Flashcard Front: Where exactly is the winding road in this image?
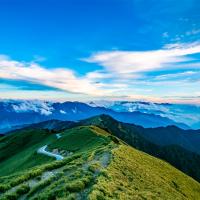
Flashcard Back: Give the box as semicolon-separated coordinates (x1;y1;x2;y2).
37;145;64;160
37;133;64;160
56;133;61;139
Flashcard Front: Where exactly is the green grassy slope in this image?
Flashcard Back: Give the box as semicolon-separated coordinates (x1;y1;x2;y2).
80;114;200;182
0;128;57;176
0;128;52;161
0;124;200;199
89;145;200;200
48;126;110;153
0;126;114;200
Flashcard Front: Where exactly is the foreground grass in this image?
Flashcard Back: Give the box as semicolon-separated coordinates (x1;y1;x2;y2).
89;145;200;200
0;126;114;200
1;125;200;200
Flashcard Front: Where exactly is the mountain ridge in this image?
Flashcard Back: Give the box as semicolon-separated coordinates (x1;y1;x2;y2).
0;122;200;199
0;100;190;134
87;100;200;129
4;114;200;183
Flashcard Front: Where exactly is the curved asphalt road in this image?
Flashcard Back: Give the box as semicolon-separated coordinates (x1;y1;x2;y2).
37;134;64;160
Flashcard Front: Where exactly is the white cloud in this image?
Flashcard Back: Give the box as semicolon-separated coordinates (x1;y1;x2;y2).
186;29;200;36
1;42;200;104
83;42;200;73
12;100;53;115
153;70;199;81
85;70;140;81
60;110;66;114
33;55;46;62
86;71;113;80
162;32;169;38
0;56;113;96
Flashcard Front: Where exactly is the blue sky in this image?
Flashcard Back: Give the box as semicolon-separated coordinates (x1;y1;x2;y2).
0;0;200;103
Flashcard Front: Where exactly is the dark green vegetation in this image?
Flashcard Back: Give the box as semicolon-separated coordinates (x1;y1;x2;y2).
0;115;200;199
0;128;55;176
48;126;110;153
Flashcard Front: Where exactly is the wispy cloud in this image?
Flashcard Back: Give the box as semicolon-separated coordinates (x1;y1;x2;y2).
0;56;112;96
83;42;200;74
162;32;169;38
152;70;200;82
1;42;200;103
186;29;200;36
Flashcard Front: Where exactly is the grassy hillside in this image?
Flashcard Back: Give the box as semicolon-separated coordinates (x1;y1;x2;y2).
80;114;200;182
0;128;56;176
0;123;200;199
89;145;200;200
0;126;115;200
48;126;111;153
0;126;111;177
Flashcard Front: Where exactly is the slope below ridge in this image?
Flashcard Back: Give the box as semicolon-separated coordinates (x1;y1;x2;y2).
0;128;57;176
89;144;200;200
80;114;200;154
1;114;200;183
140;125;200;154
0;124;200;199
78;114;200;182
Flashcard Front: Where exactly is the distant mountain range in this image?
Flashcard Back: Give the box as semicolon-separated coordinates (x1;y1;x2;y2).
0;100;191;133
88;100;200;129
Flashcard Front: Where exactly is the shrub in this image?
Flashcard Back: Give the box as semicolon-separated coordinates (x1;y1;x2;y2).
100;169;109;178
27;176;57;197
2;193;18;200
89;190;105;200
16;184;30;195
10;169;43;187
65;180;85;192
35;176;41;181
81;174;93;185
88;162;101;173
70;169;83;179
65;193;76;200
0;184;10;192
62;165;75;172
108;135;120;144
